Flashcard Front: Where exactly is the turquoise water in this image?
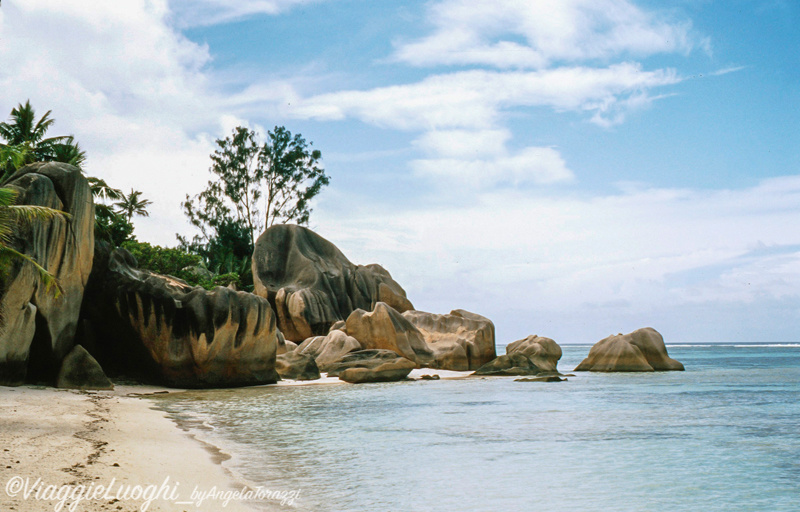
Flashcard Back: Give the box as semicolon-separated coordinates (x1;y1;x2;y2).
154;345;800;512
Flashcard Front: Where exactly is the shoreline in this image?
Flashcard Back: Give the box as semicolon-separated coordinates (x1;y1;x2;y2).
0;384;270;512
0;370;473;511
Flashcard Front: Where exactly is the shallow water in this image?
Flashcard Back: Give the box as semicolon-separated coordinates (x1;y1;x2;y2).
153;345;800;512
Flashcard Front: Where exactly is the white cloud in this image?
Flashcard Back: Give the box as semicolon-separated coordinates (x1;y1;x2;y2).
315;175;800;342
0;0;225;245
168;0;330;27
411;130;574;187
288;63;680;129
414;129;511;158
395;0;697;69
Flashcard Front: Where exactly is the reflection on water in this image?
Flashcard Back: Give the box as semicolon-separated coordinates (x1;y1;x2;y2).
152;345;800;512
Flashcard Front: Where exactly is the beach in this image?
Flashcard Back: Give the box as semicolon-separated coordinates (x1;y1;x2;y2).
0;385;261;512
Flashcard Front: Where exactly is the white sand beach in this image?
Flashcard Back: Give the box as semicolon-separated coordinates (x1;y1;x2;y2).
0;385;271;512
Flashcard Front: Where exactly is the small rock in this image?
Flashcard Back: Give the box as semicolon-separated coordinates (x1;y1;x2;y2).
56;345;113;391
514;376;567;382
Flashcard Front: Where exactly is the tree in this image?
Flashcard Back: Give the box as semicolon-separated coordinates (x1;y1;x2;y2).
0;100;72;161
181;125;329;252
0;187;67;298
0;100;86;180
114;189;152;221
260;126;327;228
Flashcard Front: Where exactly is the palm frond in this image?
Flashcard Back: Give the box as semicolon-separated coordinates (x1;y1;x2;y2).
87;176;124;200
0;246;62;298
0;187;17;207
7;204;70;224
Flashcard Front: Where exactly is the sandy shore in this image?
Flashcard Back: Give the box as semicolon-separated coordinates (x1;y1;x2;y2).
0;385;271;512
0;369;471;511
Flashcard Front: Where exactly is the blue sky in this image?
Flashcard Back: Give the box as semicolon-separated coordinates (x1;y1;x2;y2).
1;0;799;343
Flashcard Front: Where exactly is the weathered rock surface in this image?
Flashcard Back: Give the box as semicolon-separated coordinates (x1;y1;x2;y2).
325;349;416;383
296;329;362;372
56;344;113;390
506;335;562;372
402;309;496;371
82;245;279;388
345;302;434;367
324;349;405;377
252;224;413;341
275;351;320;381
574;327;684;372
0;162;94;385
472;353;555;376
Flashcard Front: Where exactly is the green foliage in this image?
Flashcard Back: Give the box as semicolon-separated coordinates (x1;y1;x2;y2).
181;125;329;258
95;204;135;247
121;241;200;277
121;240;251;290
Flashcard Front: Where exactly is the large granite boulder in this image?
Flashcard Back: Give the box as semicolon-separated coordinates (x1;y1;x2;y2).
275;351;320;381
56;344;113;390
252;224;413;341
506;335;561;372
402;309;496;371
323;349;415;383
472;353;554;376
296;329;362;372
345;302;434;367
0;162;94;386
81;245;279;388
574;327;684;372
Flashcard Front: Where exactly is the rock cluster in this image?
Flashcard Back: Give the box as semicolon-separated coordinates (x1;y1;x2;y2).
0;168;684;389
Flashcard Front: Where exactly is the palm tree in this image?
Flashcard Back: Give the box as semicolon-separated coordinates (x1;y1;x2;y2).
0;101;87;181
0;187;68;297
49;136;87;169
0;100;72;162
114;189;152;221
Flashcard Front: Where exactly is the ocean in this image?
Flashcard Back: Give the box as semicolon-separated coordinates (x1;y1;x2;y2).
152;344;800;512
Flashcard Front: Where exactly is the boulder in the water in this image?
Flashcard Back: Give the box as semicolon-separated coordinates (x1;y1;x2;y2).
574;328;684;372
402;309;496;371
506;335;561;372
472;353;556;376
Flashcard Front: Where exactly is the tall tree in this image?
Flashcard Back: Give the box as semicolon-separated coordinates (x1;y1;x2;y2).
114;189;152;221
182;125;329;251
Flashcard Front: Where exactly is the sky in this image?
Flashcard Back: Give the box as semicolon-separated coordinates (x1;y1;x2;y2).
1;0;799;344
